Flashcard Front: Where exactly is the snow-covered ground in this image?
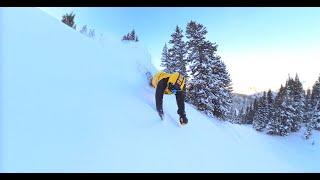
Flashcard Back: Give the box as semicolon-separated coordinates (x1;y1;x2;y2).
1;7;319;172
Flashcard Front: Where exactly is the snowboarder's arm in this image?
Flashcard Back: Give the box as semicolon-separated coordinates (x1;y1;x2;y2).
155;78;167;114
175;90;186;116
175;85;188;124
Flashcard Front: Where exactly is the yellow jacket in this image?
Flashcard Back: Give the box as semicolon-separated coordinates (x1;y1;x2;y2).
152;71;186;95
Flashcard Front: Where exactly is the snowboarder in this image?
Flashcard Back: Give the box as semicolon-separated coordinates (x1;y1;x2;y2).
150;71;188;125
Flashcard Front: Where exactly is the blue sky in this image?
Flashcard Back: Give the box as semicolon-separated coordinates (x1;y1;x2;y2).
39;7;320;94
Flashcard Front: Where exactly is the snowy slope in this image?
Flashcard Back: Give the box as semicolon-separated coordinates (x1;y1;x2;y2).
1;7;320;172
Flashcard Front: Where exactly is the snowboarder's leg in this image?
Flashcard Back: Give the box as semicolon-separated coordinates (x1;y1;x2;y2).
158;109;164;120
175;91;188;125
155;79;167;121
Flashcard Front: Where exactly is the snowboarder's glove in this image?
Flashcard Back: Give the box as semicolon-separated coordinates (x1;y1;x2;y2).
179;114;188;125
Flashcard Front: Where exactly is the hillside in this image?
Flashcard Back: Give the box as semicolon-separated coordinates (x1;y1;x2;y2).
1;7;319;172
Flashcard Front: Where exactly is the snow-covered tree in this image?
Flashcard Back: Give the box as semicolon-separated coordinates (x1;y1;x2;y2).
80;25;88;35
168;26;187;77
243;99;258;124
311;76;320;111
61;12;76;30
305;76;320;138
267;85;286;135
88;29;95;39
265;89;276;134
242;106;250;124
253;92;268;131
304;89;312;123
274;85;286;107
185;21;232;119
244;104;253;124
305;101;320;139
160;43;172;73
209;56;233;119
310;76;320;130
289;74;305;132
266;89;275;120
232;107;244;124
129;29;136;40
122;29;139;42
278;78;297;135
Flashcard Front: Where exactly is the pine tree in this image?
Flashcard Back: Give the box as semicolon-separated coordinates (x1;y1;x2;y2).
168;26;188;77
247;104;254;124
88;29;95;39
290;74;305;132
303;88;312;138
305;76;320;139
251;99;259;121
185;21;232;119
185;21;212;113
243;105;251;124
305;99;320;139
310;76;320;130
209;56;233;119
279;78;296;135
122;29;138;42
311;76;320;110
130;30;136;40
266;89;274;120
244;99;258;124
160;43;172;73
267;85;286;135
80;25;88;35
253;92;268;131
62;12;76;30
274;85;286;106
238;107;245;124
265;89;276;134
304;89;312;123
186;41;215;114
